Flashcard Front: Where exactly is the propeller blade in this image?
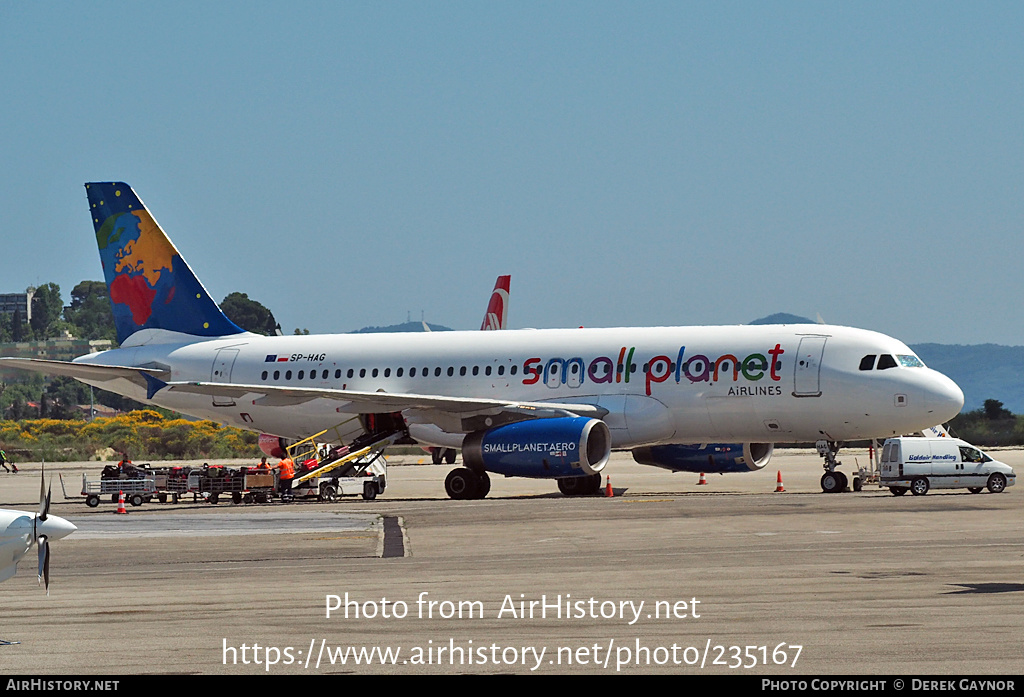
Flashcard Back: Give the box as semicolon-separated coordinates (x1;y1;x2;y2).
37;535;49;594
38;465;49;521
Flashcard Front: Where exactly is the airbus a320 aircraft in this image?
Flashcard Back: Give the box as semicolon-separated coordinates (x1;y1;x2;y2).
1;183;964;499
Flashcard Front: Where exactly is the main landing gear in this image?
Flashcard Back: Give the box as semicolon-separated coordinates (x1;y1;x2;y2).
557;473;603;496
816;440;853;493
444;467;491;500
432;448;458;465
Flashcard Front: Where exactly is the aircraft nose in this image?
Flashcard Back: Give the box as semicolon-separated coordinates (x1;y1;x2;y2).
925;371;964;422
39;515;76;542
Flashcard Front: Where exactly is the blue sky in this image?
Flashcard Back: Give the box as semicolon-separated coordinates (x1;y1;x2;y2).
2;2;1022;344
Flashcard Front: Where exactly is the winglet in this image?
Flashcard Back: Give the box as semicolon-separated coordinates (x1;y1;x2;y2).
86;182;244;344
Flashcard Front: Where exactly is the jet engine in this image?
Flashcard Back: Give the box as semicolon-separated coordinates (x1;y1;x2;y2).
631;442;773;473
258;434;291;459
462;417;611;479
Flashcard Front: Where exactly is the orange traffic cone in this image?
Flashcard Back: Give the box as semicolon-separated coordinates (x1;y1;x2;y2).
116;490;129;514
697;472;708;485
775;470;785;492
604;475;613;497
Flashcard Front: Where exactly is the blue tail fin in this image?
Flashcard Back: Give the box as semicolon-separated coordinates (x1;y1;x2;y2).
86;182;244;345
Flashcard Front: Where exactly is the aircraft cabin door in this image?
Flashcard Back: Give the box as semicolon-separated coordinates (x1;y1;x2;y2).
793;336;827;397
211;348;240;407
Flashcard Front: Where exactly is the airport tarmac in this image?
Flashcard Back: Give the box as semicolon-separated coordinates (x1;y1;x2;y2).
0;447;1022;675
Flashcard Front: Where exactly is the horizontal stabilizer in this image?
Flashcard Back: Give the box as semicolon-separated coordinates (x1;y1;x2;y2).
0;358;169;388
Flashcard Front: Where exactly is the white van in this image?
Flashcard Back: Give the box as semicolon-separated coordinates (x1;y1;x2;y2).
880;437;1015;496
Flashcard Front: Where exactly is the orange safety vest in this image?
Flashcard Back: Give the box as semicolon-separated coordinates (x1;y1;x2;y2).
278;458;295;480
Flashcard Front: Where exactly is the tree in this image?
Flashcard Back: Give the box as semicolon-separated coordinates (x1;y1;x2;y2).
29;283;64;339
11;308;24;342
220;292;279;336
983;399;1013;421
44;376;91;420
64;280;117;342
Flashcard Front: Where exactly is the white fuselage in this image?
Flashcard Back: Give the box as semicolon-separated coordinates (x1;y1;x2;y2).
73;324;964;449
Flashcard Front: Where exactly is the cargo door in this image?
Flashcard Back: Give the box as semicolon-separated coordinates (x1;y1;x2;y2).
793;336;827;397
211;348;240;407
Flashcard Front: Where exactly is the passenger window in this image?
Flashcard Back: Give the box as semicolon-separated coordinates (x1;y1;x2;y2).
877;355;897;370
497;366;505;376
285;370;293;380
335;370;341;379
511;365;518;375
359;369;366;378
298;370;304;379
397;368;403;377
472;366;479;376
273;370;280;380
435;367;441;377
384;368;391;377
261;371;268;380
859;355;876;371
372;368;379;378
460;366;467;376
447;367;454;377
485;366;492;376
410;367;416;377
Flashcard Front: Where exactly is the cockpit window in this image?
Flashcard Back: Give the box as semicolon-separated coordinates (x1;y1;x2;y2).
876;354;898;370
897;354;925;368
859;355;876;371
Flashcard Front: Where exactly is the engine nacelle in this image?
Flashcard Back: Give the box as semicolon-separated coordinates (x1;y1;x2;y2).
258;434;291;459
462;417;611;479
631;443;773;473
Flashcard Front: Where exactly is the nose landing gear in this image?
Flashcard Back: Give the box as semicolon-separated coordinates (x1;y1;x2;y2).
817;440;848;493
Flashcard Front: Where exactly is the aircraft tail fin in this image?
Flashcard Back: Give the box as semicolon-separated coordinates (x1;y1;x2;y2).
85;182;244;345
480;275;510;331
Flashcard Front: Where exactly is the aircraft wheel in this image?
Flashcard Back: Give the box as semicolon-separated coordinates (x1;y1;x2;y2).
431;449;443;465
444;448;457;464
445;468;478;500
987;473;1007;494
585;473;603;495
836;471;848;491
557;477;589;496
889;487;907;496
472;471;491;499
910;477;930;496
820;472;842;493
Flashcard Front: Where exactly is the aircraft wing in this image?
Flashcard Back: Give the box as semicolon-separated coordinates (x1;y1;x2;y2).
161;381;607;420
0;357;169;386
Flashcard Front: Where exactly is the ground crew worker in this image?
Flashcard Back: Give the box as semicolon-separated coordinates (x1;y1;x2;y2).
277;456;295;496
256;456;270;471
0;449;16;473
